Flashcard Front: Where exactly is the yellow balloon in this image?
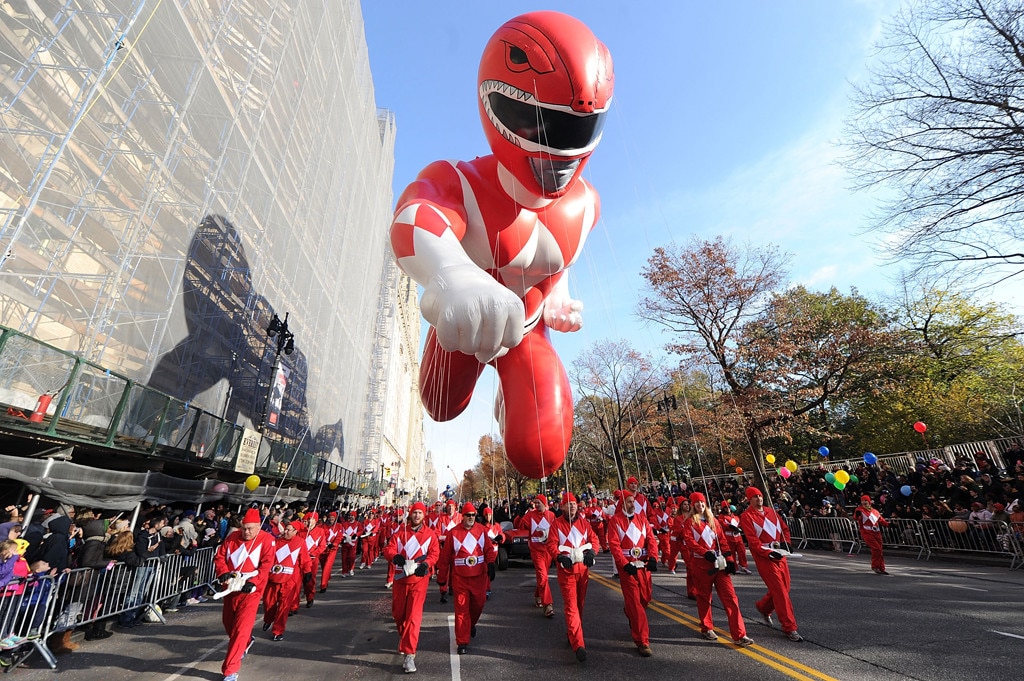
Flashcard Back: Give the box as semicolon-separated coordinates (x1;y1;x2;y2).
785;460;798;473
244;475;261;491
765;454;776;465
328;481;338;490
835;470;850;484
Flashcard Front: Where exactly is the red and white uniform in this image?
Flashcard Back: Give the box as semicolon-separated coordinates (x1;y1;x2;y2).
587;505;607;552
319;515;342;590
516;508;556;607
384;522;440;655
719;508;749;570
262;530;311;636
359;516;380;568
437;523;496;646
682;515;747;640
338;515;360;576
546;513;594;653
740;505;798;634
651;505;671;564
299;518;326;606
607;509;659;648
854;505;890;572
214;529;274;678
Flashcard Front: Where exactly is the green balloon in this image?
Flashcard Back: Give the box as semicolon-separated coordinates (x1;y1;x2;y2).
849;474;859;484
824;472;835;483
834;481;846;490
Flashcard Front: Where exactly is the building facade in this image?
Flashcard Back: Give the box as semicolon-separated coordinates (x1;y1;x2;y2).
0;0;422;482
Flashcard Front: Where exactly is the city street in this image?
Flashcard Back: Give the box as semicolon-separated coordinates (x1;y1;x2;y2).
11;549;1023;680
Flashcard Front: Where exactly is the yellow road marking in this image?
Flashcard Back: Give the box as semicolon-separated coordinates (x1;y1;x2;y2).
590;572;840;681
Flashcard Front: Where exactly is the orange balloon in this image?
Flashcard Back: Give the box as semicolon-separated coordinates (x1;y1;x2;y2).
734;466;743;474
728;458;737;467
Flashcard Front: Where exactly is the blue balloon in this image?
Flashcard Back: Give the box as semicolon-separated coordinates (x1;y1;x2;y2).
900;485;912;496
818;446;829;457
864;452;878;465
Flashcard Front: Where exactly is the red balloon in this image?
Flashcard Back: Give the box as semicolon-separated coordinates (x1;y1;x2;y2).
913;421;927;433
390;12;613;481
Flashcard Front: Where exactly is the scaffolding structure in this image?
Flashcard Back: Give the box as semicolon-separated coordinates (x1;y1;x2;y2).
0;0;399;472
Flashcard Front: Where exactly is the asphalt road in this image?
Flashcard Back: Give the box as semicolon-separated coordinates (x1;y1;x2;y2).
10;548;1024;680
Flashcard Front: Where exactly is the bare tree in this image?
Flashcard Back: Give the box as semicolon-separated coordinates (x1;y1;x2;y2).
844;0;1024;283
569;339;667;489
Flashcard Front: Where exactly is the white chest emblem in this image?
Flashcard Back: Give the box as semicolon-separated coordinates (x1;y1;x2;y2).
229;543;260;570
275;544;299;563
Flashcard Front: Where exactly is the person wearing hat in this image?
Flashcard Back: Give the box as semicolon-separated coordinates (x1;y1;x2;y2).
585;500;607;553
607;488;659;657
436;500;462;603
339;511;361;578
383;508;404;589
476;505;503;597
718;502;751;575
683;493;753;646
650;498;671;567
297;512;325;609
853;495;890;575
384;501;440;674
359;509;380;570
437;503;496;655
318;512;341;593
262;520;312;640
514;494;556;617
739;487;802;642
546;493;596;662
214;507;274;681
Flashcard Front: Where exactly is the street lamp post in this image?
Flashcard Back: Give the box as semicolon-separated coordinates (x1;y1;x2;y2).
258;312;294;434
656;392;682;485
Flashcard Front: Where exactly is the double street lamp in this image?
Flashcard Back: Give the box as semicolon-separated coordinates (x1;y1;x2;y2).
258;312;294;433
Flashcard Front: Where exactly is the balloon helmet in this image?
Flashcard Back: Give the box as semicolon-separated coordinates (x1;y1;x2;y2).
478;11;614;198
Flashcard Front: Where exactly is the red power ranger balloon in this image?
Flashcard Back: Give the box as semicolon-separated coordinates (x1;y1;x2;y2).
390;11;613;479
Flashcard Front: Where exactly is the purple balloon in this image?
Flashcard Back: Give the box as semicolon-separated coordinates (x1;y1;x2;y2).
212;482;230;494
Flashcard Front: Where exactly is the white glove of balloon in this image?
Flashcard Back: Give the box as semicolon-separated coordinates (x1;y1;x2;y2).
543;296;583;333
420;263;526;363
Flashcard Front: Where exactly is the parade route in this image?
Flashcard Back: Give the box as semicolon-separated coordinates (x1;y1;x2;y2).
6;548;1022;680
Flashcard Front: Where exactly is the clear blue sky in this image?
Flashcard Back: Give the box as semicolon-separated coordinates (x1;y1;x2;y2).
361;1;1022;484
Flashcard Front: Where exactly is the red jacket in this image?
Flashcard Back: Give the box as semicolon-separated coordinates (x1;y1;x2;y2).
437;523;496;584
607;510;658;571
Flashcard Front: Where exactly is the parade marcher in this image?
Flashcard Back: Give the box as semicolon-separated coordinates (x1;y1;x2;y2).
854;495;890;575
739;487;802;642
437;503;496;655
719;502;752;574
261;520;311;641
214;507;274;681
437;500;462;603
651;499;671;566
546;493;596;663
319;512;341;592
515;494;556;618
587;501;607;552
478;505;504;598
384;501;440;674
358;510;379;570
607;489;658;657
682;493;753;646
298;512;325;609
666;503;683;574
339;510;360;577
383;508;404;589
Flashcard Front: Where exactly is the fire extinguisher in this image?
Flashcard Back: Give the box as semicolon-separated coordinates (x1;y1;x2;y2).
29;393;53;423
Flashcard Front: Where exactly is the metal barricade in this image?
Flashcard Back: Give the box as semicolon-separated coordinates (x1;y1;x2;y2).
797;517;860;554
878;518;929;560
920;519;1023;569
146;548;217;619
0;573;62;671
783;516;806;545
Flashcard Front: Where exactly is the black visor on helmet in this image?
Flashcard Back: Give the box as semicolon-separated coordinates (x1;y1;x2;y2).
487;91;605;152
